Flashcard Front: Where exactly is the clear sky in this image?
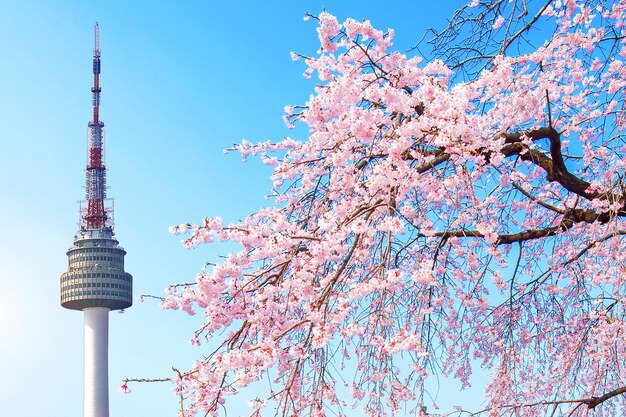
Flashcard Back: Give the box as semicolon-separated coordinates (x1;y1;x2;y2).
0;1;472;416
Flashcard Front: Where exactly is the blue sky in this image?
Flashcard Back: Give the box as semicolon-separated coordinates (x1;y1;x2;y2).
0;1;472;416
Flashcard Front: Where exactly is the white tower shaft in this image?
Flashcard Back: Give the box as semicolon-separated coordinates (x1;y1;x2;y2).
84;307;110;417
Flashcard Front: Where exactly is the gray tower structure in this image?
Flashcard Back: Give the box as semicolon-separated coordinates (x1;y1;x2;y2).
60;229;132;311
60;23;132;417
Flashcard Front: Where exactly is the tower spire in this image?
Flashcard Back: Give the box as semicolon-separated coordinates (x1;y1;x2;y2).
85;22;107;230
92;22;101;124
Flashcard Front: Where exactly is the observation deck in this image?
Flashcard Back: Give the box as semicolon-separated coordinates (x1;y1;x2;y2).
60;229;132;311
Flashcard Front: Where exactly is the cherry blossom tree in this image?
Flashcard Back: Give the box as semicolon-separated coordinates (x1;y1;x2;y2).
128;1;626;416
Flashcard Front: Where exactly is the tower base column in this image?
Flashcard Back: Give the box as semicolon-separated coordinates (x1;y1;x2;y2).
84;307;110;417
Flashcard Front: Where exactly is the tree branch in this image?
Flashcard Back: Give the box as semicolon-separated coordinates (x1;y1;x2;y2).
499;0;555;54
583;385;626;409
468;385;626;415
427;206;617;245
409;126;613;206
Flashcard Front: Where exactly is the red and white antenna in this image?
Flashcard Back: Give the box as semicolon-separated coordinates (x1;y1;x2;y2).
84;22;108;230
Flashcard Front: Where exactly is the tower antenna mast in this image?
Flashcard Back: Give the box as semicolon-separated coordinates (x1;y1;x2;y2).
85;22;106;230
93;22;101;123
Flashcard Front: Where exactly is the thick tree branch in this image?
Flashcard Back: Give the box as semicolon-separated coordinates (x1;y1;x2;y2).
468;385;626;415
415;127;616;204
427;207;616;245
502;127;599;197
583;385;626;409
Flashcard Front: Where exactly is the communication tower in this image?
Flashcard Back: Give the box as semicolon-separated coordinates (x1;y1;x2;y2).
60;23;133;417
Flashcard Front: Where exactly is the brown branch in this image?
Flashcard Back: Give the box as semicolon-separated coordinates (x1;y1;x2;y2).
314;232;361;308
583;385;626;409
172;367;186;415
468;385;626;415
502;127;601;200
426;207;615;245
139;294;165;301
414;149;450;173
123;377;172;383
499;0;555;54
562;230;626;266
409;127;605;204
492;165;564;214
545;89;553;128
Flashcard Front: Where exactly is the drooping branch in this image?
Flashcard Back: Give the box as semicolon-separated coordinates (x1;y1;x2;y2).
562;230;626;265
499;0;555;55
423;0;557;78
